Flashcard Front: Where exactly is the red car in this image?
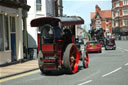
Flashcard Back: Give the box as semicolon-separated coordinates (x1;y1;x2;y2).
86;41;102;53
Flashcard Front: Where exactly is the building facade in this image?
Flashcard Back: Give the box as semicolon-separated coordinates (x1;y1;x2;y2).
0;0;30;64
90;5;112;37
112;0;128;40
27;0;63;58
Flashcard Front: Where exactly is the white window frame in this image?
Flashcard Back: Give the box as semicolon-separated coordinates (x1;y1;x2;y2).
96;19;101;29
106;20;109;24
123;7;128;16
115;9;120;17
36;0;42;12
123;0;128;5
115;21;119;27
0;13;11;51
115;1;120;7
123;19;128;26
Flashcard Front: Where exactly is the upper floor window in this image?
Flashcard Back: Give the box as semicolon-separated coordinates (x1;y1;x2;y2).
106;19;109;24
36;0;42;11
123;7;128;16
96;19;101;29
115;21;119;27
123;19;128;26
96;19;101;24
115;1;120;7
115;9;120;17
123;0;128;5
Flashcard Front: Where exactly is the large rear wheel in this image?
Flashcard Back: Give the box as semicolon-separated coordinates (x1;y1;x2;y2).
82;51;89;68
63;44;79;74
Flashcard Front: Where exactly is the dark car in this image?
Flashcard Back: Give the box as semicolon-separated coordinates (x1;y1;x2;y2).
105;38;116;50
86;41;102;53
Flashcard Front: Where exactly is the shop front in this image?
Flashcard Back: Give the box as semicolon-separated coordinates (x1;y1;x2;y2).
0;6;23;65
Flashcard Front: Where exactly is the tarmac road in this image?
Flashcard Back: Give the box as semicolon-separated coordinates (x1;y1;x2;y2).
1;41;128;85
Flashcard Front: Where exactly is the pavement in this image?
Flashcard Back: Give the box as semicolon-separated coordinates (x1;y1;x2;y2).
0;60;38;79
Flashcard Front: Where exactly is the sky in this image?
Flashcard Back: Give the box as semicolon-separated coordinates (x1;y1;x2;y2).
63;0;112;30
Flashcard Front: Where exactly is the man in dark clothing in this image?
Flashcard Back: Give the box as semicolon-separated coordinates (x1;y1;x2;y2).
54;26;62;39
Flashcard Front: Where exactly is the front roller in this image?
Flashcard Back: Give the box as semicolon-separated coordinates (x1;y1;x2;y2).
63;44;79;74
38;51;50;74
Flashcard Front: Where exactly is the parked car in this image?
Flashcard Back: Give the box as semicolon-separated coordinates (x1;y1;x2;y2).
86;41;102;53
105;38;116;50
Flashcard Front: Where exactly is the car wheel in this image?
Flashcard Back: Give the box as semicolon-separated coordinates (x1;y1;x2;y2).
105;47;107;50
99;50;102;53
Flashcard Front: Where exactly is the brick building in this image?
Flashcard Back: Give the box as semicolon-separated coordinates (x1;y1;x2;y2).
90;5;112;37
112;0;128;40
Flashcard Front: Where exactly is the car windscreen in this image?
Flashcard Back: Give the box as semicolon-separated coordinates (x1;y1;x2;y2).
89;42;98;45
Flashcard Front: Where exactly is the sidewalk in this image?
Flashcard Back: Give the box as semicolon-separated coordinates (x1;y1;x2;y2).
0;60;38;79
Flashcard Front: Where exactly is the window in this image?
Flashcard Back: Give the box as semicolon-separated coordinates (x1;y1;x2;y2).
123;8;128;16
96;19;101;29
36;0;42;11
123;19;128;26
115;1;120;7
96;19;101;24
115;21;119;27
10;16;16;32
0;14;4;51
0;14;10;51
106;26;109;31
106;20;109;24
4;16;9;50
123;0;128;5
115;10;120;17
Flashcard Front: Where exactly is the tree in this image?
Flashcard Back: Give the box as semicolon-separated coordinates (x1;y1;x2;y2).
81;25;90;40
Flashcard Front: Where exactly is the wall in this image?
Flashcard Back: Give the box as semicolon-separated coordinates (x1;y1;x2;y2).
27;0;56;48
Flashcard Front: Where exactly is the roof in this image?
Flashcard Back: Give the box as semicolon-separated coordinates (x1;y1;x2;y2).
31;17;84;27
91;10;112;20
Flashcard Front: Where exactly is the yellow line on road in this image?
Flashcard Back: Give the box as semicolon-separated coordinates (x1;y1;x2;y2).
0;70;40;83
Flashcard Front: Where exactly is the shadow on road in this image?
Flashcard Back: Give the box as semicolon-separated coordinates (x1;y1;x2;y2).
40;65;86;76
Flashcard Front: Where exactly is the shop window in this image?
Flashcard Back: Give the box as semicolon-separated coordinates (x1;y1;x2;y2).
36;0;42;11
4;16;9;50
0;14;11;51
0;14;4;51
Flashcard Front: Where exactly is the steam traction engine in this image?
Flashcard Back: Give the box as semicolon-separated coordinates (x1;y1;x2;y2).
31;17;89;74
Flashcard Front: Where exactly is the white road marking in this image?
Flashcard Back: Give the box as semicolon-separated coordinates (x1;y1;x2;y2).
125;63;128;66
118;47;128;52
79;70;101;82
78;80;93;85
102;67;122;77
